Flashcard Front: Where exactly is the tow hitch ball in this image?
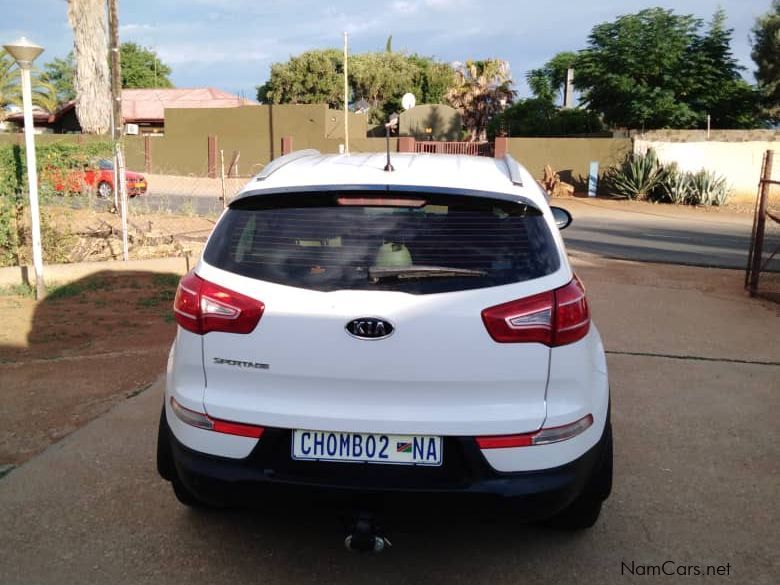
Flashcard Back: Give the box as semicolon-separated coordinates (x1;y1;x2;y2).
344;512;391;553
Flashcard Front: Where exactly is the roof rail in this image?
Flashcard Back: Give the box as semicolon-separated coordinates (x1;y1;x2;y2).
502;154;523;187
255;149;321;181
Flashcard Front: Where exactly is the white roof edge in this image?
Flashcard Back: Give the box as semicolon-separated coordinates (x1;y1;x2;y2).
255;149;322;181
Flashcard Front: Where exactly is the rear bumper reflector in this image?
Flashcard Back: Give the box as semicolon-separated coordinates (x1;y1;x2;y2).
170;397;264;439
476;414;593;449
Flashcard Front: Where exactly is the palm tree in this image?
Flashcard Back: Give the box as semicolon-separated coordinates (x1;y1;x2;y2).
0;49;21;121
446;59;516;142
67;0;111;134
31;76;61;114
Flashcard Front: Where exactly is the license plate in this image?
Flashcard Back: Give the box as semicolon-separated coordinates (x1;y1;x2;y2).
292;430;442;466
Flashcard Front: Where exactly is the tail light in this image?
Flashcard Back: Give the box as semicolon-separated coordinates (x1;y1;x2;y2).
481;277;589;347
476;414;593;449
170;397;264;439
173;272;264;335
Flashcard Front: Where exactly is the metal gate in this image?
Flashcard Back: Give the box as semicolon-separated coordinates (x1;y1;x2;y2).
415;141;493;156
746;150;780;300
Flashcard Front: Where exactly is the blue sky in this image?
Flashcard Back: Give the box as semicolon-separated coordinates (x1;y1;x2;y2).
2;0;773;100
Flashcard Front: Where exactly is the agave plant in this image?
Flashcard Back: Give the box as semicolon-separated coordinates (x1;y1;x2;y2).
661;164;692;205
606;149;666;200
688;170;731;206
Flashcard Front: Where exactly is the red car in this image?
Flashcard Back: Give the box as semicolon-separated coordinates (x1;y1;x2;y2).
52;159;148;198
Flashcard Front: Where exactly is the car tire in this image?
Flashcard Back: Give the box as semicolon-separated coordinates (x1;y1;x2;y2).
543;414;613;530
97;181;113;199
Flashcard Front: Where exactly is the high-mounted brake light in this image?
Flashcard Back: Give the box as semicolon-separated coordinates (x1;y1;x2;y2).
173;272;264;335
481;277;590;346
170;398;264;439
476;414;593;449
337;196;426;207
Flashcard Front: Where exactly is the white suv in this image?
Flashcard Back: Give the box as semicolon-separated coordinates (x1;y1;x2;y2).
157;150;612;532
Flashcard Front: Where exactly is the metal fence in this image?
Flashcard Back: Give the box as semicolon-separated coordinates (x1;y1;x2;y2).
415;141;493;156
745;150;780;301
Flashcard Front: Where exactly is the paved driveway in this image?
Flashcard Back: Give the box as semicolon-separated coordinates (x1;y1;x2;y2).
1;256;778;585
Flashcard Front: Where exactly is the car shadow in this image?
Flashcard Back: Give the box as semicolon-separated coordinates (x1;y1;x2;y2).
0;270;181;466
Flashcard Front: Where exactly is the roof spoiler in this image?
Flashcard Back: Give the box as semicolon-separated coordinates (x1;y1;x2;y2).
254;149;321;182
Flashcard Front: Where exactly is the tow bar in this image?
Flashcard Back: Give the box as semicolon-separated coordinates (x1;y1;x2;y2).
343;510;392;553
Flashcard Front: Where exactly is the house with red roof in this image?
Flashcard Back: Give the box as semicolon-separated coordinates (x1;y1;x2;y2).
4;88;254;134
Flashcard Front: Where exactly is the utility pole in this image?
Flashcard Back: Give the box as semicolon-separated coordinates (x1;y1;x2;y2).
108;0;122;141
343;32;349;155
563;67;575;109
108;0;129;260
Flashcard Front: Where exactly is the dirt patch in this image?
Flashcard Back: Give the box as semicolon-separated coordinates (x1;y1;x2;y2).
0;271;178;465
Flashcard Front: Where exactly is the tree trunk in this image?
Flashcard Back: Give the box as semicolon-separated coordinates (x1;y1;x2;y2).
68;0;111;134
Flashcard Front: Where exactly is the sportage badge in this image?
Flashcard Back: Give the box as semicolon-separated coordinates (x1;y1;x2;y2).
346;318;394;340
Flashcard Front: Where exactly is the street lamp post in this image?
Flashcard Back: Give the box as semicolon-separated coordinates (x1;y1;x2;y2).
3;37;45;299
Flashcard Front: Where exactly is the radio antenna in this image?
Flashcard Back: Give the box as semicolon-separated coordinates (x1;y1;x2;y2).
384;113;399;172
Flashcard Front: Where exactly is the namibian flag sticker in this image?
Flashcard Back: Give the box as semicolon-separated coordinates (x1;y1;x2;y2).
396;441;413;453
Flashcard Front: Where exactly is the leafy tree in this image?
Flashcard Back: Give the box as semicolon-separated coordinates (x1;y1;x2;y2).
257;49;455;124
409;55;455;105
350;52;421;122
257;49;343;107
120;42;173;88
752;0;780;122
574;8;758;129
488;97;604;138
526;51;577;104
687;9;760;127
42;53;76;103
446;59;515;141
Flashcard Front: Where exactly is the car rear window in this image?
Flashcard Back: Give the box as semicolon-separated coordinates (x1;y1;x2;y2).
204;191;560;294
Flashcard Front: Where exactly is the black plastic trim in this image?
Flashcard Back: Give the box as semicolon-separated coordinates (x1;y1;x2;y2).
161;410;608;517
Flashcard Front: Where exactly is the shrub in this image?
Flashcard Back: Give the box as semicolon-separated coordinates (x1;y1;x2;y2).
605;149;666;200
0;140;110;267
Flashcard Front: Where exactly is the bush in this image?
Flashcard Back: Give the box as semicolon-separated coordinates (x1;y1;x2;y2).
0;140;111;267
487;98;606;138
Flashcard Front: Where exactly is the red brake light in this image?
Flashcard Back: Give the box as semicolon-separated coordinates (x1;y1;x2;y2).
481;277;590;347
337;196;426;207
554;277;590;345
173;272;264;335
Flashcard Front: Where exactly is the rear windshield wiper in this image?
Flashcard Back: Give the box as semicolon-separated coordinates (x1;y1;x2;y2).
368;265;486;282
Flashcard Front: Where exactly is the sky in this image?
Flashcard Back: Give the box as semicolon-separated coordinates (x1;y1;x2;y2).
1;0;773;101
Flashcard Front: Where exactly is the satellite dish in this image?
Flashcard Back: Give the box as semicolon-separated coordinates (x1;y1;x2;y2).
401;93;416;111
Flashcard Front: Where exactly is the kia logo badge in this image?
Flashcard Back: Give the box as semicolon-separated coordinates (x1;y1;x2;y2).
346;318;394;340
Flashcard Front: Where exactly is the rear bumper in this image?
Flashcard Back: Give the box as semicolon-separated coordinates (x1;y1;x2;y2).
162;411;609;518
